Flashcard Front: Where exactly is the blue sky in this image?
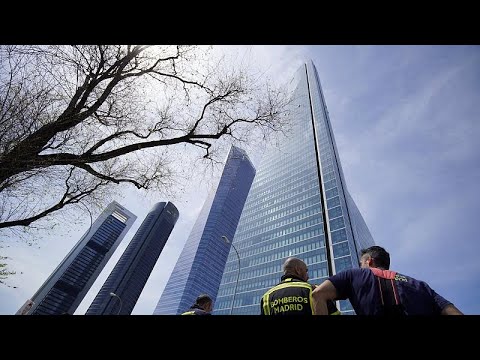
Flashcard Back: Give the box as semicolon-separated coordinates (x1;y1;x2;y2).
1;45;479;315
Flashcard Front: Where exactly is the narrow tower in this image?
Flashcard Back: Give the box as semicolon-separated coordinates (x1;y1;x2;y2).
153;146;255;314
17;201;136;315
86;202;179;315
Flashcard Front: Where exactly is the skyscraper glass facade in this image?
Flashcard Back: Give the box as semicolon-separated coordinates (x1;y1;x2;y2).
22;201;136;315
214;61;374;315
153;146;255;314
86;202;179;315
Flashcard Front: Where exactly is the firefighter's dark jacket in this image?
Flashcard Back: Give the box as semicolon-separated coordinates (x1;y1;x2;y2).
260;275;340;315
181;304;211;315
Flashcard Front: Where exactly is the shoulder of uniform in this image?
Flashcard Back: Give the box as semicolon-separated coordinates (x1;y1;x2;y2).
283;277;308;283
181;311;195;315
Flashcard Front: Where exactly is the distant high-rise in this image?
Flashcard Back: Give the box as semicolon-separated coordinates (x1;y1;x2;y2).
214;61;375;315
86;202;179;315
153;146;255;315
17;201;136;315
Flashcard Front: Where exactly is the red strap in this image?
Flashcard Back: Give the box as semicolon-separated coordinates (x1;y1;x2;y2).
370;267;396;279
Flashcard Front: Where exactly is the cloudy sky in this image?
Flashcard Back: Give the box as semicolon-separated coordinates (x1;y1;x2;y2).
1;45;479;315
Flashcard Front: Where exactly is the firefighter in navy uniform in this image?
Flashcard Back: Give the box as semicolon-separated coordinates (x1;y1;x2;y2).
181;294;213;315
312;246;464;315
261;257;340;315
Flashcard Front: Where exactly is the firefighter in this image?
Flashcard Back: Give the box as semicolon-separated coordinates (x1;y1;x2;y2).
261;257;340;315
311;246;464;315
181;294;213;315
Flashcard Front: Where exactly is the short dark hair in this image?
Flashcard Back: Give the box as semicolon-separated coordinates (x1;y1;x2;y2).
360;246;390;269
195;294;212;307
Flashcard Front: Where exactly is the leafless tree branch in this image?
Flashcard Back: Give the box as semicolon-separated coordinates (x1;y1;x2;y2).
0;45;290;231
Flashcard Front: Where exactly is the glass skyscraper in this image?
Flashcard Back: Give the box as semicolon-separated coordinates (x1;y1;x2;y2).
214;61;375;315
153;146;255;315
86;202;179;315
17;201;136;315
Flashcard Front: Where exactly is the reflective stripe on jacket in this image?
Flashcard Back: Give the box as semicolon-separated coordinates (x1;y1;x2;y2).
181;304;211;315
181;310;196;315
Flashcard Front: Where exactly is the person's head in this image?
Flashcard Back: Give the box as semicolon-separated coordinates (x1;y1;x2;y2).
359;246;390;270
283;257;309;281
195;294;213;313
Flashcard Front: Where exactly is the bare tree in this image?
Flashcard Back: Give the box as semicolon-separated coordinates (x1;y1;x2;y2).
0;45;290;232
0;253;16;288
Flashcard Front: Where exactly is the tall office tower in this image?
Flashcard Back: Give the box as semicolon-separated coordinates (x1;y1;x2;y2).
86;202;179;315
214;61;375;315
153;146;255;315
16;201;136;315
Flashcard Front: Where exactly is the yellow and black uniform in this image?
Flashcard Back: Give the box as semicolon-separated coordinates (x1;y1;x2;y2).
261;275;340;315
181;304;211;315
